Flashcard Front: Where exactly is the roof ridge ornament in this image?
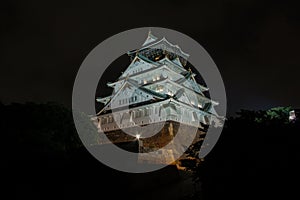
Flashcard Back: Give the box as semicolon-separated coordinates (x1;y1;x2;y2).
142;30;158;46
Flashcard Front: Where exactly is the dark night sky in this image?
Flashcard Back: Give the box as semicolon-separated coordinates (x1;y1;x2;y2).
1;0;300;116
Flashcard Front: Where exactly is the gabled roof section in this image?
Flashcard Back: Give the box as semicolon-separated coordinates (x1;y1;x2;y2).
96;78;168;115
163;79;216;104
142;31;158;46
143;37;190;59
126;78;168;99
172;57;183;67
119;54;157;79
175;71;204;95
208;105;219;116
137;54;159;65
142;78;216;104
158;56;186;73
96;95;112;104
128;36;190;61
108;62;186;86
197;83;209;92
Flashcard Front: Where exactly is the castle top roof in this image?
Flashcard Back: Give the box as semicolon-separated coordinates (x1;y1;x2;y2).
128;32;190;61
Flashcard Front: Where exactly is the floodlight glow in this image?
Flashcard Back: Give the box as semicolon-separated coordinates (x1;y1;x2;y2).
136;134;141;140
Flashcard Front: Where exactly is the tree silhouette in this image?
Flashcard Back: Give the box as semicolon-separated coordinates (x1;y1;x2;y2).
1;102;87;160
185;106;298;200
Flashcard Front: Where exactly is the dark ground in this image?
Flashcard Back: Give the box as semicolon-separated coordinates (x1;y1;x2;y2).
1;103;299;199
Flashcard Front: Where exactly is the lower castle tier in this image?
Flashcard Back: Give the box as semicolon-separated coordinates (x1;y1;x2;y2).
91;120;207;165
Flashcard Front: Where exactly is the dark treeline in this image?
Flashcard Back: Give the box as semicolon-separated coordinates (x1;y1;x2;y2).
1;102;82;158
188;107;299;199
1;102;298;199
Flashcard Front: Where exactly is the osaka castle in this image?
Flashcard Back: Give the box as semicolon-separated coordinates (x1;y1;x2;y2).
94;31;223;164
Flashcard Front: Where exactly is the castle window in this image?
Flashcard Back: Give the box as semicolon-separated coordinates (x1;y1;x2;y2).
145;108;149;116
101;117;107;125
108;116;113;123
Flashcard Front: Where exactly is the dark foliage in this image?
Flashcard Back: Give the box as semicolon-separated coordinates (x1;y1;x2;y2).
1;102;82;160
187;107;299;199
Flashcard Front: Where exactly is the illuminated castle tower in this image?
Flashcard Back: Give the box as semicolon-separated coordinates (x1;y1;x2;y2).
94;31;222;164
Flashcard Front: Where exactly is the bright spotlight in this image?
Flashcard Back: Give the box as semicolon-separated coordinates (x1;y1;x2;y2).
136;134;141;140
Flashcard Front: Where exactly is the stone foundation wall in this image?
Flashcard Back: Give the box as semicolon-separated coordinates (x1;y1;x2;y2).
100;121;206;164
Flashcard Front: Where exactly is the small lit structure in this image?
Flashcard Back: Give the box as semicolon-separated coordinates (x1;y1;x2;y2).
289;110;296;122
289;109;300;123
